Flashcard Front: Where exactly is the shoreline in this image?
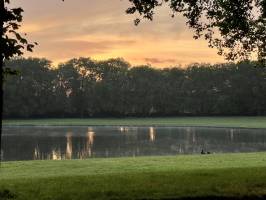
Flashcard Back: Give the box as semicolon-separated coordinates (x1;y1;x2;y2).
2;124;266;130
2;151;266;164
2;116;266;129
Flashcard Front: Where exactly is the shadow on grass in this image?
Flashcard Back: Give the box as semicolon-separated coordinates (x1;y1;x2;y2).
142;195;266;200
1;191;266;200
0;190;16;200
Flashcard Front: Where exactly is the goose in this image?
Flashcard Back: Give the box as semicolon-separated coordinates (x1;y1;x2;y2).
201;149;206;154
201;149;212;154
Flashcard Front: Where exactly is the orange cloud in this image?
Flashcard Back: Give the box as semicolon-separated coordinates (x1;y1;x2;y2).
14;0;225;67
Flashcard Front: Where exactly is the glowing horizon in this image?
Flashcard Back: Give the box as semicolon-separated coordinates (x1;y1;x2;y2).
11;0;225;68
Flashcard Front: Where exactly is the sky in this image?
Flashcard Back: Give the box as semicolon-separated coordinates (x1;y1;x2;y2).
11;0;225;68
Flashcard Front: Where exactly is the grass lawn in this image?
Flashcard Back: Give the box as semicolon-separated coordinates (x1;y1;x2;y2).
1;153;266;199
2;116;266;128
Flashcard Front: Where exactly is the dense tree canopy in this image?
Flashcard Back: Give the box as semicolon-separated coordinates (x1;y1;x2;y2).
126;0;266;65
3;57;266;118
1;0;36;78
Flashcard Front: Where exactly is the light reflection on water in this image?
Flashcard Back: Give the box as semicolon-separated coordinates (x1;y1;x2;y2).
149;127;156;142
2;126;266;161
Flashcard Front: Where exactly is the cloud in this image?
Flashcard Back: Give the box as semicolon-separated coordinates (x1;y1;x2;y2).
53;39;136;53
144;58;178;64
14;0;225;67
30;38;136;62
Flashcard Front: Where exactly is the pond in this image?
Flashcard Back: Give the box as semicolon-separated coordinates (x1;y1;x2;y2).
2;126;266;161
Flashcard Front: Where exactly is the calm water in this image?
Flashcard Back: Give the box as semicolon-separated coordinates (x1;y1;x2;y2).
2;126;266;161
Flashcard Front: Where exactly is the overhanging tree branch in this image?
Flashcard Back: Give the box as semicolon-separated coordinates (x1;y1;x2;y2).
126;0;266;65
0;0;37;163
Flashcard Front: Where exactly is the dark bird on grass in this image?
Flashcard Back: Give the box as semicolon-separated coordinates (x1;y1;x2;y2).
201;149;212;154
201;149;206;154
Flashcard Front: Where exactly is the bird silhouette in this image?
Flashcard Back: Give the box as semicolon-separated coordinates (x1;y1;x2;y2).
201;149;212;154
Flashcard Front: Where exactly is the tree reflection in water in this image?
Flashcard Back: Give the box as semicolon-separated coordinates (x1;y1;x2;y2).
149;127;156;142
78;129;95;159
66;132;72;159
2;126;266;161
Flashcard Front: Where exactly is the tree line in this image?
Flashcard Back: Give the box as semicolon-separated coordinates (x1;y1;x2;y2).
3;57;266;118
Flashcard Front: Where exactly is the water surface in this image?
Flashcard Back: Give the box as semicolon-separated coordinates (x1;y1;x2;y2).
2;126;266;161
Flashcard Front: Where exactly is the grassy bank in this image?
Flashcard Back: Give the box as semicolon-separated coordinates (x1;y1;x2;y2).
2;116;266;128
1;153;266;199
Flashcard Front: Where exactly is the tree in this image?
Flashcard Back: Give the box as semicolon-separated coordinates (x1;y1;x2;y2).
3;58;55;117
1;0;37;161
1;0;36;78
126;0;266;65
3;57;266;118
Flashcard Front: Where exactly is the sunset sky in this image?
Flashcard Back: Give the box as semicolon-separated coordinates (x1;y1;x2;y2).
12;0;225;68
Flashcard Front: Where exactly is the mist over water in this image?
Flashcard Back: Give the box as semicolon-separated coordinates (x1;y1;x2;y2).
2;126;266;161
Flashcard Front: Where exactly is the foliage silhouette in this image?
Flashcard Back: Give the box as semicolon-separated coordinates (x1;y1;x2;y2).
1;0;36;78
1;0;37;162
3;57;266;118
126;0;266;65
0;189;16;199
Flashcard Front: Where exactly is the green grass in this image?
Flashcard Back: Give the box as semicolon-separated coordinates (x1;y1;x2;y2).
1;153;266;199
2;116;266;128
2;117;266;199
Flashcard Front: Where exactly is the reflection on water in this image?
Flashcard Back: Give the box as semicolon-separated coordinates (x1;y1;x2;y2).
32;129;96;160
52;149;61;160
119;126;129;133
78;129;95;159
149;127;156;142
65;132;72;159
2;126;266;161
33;146;40;160
230;129;234;141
